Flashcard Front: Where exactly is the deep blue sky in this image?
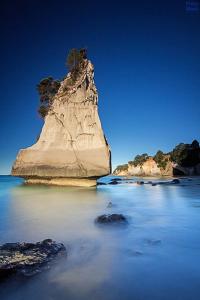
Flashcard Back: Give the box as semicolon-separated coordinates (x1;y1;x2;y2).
1;0;200;174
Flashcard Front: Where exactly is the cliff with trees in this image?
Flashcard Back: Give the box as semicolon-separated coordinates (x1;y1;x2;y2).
114;140;200;177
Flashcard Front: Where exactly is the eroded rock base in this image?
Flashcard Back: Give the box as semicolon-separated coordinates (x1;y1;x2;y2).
25;177;97;187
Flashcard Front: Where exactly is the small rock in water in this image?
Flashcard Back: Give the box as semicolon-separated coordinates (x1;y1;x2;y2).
0;239;66;280
107;202;113;208
136;181;144;185
109;181;119;185
97;182;107;186
152;183;157;186
95;214;127;224
130;250;143;256
145;239;161;246
109;178;122;185
171;179;180;184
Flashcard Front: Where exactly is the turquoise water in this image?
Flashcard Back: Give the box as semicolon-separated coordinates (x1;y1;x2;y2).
1;175;200;300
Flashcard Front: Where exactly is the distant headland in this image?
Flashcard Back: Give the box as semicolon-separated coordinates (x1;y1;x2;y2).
11;49;111;186
114;140;200;177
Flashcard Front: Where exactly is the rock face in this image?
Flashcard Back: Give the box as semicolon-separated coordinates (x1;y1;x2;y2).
12;60;111;186
0;239;66;279
114;157;172;177
128;157;173;177
114;140;200;177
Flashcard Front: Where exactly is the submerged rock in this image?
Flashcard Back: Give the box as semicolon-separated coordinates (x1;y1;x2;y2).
136;181;144;185
111;178;122;181
109;178;122;185
109;181;119;185
0;239;66;280
11;58;111;187
95;214;127;224
171;179;180;184
107;202;113;208
150;179;181;186
145;239;162;246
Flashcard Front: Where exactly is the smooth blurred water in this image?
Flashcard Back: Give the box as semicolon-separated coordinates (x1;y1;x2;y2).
1;175;200;300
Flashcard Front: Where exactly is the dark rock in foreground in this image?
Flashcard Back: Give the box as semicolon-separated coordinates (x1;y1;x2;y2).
96;214;127;224
0;239;66;280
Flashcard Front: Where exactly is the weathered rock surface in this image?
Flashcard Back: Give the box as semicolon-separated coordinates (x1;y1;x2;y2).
114;157;173;177
0;239;66;280
12;59;111;186
95;214;127;224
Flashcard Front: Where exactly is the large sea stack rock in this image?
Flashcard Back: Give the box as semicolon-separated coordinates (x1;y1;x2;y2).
12;59;111;186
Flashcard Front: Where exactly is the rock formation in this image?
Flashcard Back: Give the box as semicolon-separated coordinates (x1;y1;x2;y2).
114;157;172;177
12;58;111;186
0;239;66;279
114;140;200;177
128;157;173;176
95;214;127;224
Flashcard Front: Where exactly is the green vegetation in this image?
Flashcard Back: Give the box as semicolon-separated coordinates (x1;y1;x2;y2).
153;150;169;170
115;139;200;173
36;48;88;119
170;143;188;165
116;164;128;171
37;105;49;119
66;48;87;82
170;140;200;167
37;77;61;104
128;153;149;167
37;77;60;119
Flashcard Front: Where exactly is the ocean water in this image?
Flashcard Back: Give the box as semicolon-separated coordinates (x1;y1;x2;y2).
1;175;200;300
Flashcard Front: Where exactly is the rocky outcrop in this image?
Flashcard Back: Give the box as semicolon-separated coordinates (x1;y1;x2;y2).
114;140;200;177
12;59;111;186
128;157;172;176
113;168;128;176
0;239;66;279
114;157;172;177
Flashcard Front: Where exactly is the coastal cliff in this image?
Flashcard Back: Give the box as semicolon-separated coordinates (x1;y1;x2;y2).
114;140;200;177
114;157;172;177
12;52;111;186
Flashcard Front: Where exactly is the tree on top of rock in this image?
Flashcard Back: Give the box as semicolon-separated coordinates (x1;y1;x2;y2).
37;77;60;119
66;48;87;81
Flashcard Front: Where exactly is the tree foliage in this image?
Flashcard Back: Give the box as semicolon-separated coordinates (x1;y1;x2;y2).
37;77;60;104
170;143;188;165
37;105;49;119
128;153;149;167
115;164;128;172
154;150;168;169
170;141;200;167
66;48;87;81
37;77;60;119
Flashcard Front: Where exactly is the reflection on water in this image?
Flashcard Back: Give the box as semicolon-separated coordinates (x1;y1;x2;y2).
1;176;200;300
